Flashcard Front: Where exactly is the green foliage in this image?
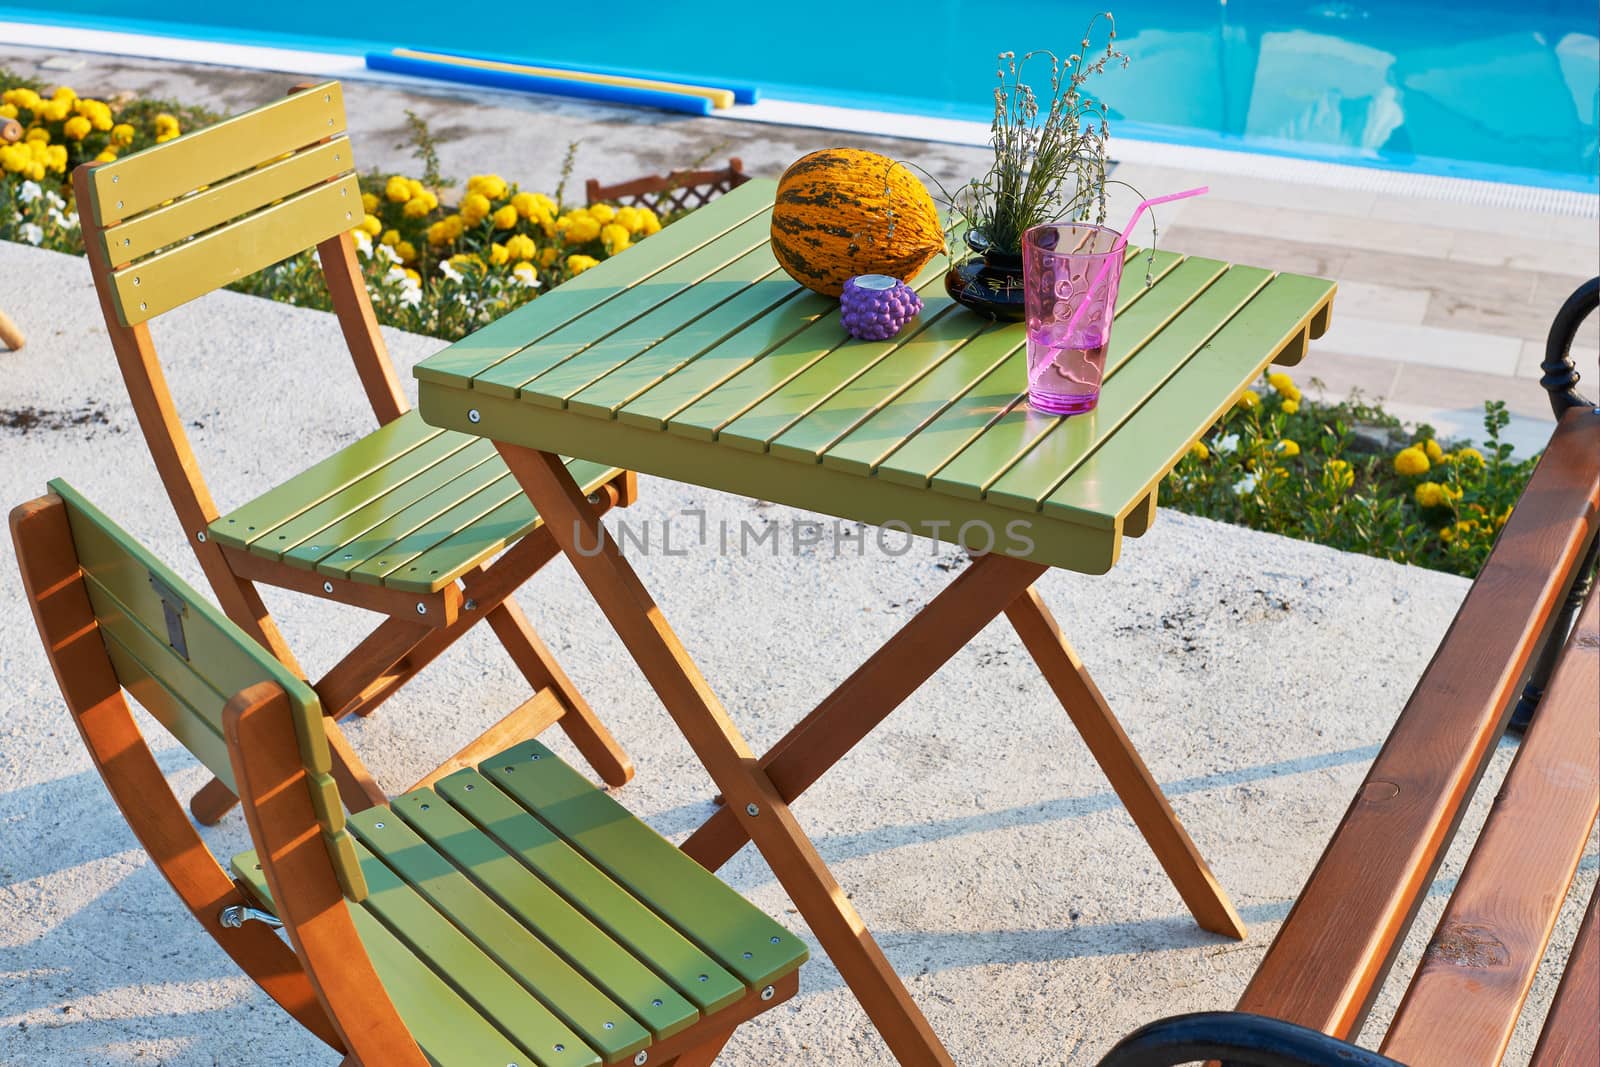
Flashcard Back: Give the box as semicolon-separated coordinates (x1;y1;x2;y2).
1164;374;1539;578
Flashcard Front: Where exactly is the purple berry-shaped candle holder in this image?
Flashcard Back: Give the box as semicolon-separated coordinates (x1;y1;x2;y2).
840;275;923;341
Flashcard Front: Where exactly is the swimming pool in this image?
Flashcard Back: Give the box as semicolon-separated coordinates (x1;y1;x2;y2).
2;0;1596;191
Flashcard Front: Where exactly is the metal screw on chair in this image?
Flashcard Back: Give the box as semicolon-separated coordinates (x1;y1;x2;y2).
468;408;481;423
760;985;775;1001
634;1052;648;1065
587;493;601;505
374;822;384;829
196;531;206;542
416;602;427;615
322;581;333;593
464;598;478;611
745;803;759;816
219;905;282;929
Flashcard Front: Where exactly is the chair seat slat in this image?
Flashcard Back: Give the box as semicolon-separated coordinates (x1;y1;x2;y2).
1530;886;1599;1066
475;740;810;991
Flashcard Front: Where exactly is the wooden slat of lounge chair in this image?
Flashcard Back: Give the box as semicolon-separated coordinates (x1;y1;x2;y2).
1530;886;1599;1066
1234;407;1600;1040
1380;592;1599;1066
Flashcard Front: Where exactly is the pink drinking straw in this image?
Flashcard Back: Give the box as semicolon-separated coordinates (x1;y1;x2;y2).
1043;186;1211;373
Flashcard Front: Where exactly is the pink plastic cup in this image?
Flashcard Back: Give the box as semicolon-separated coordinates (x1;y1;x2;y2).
1021;223;1124;415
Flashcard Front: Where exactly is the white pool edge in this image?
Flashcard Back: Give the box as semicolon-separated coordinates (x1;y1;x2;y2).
5;18;1598;220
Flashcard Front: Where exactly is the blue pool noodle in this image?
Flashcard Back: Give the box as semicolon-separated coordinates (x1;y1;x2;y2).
367;51;740;115
415;47;759;106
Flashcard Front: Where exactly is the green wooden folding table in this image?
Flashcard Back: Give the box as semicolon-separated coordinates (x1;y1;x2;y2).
415;178;1336;1065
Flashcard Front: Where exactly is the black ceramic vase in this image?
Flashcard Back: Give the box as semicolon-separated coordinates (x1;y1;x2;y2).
944;230;1027;321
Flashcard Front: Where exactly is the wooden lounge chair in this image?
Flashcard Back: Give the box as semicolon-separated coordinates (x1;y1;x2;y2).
11;478;807;1067
71;81;638;825
1096;289;1600;1067
585;158;748;218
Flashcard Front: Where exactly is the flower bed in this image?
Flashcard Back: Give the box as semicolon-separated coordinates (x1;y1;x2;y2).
1165;373;1537;578
1;70;1541;580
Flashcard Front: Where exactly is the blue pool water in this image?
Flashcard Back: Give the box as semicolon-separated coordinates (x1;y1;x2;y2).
2;0;1596;190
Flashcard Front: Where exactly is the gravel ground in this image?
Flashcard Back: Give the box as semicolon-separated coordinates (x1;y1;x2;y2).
0;234;1592;1063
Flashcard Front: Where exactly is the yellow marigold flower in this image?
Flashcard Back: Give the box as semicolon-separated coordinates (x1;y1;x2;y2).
1439;525;1456;543
512;261;539;285
53;85;76;102
1281;398;1300;415
531;192;557;214
395;240;417;264
3;88;41;110
403;197;432;220
1443;483;1463;501
511;192;538;218
1188;440;1209;461
1234;390;1261;412
489;241;510;266
62;115;90;140
94;148;117;163
360;191;379;213
468;174;507;200
638;206;661;235
152;112;180;142
359;214;382;237
601;222;631;254
614;205;643;234
384;175;412;203
1267;371;1293;393
567;254;600;275
426;221;451;246
1422;438;1444;463
1275;439;1300;458
492;204;519;230
406;178;426;199
0;103;16;120
504;233;538;261
1325;458;1354;488
460;192;492;225
40;98;71;122
76;98;112;130
448;252;477;269
442;214;465;240
25;126;49;143
1393;447;1429;476
110;122;134;147
1414;482;1446;508
539;245;558;268
565;214;601;244
1457;447;1485;467
44;144;67;172
380;228;400;247
587;202;617;224
0;145;26;172
24;161;43;181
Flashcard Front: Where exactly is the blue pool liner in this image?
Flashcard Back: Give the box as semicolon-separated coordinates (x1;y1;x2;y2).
366;51;757;116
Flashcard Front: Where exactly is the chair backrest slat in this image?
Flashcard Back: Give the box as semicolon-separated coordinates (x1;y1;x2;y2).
50;479;367;900
108;172;361;325
104;137;355;264
85;82;348;223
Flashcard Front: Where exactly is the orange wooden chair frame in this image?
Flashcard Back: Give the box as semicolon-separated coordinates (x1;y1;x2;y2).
586;158;749;217
11;487;793;1067
72;82;637;824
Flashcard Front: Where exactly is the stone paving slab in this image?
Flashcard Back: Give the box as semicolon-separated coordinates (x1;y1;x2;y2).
0;236;1593;1065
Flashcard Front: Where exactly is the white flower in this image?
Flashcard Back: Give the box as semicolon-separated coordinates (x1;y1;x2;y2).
512;262;541;289
48;207;76;229
351;229;372;257
45;190;66;211
438;259;463;283
375;243;401;265
1214;433;1240;454
21;223;43;246
399;281;422;306
18;180;42;204
1232;472;1258;496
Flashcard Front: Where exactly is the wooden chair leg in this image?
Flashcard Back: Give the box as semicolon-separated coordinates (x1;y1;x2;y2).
496;442;955;1067
1005;586;1248;940
484;598;635;787
659;1025;737;1067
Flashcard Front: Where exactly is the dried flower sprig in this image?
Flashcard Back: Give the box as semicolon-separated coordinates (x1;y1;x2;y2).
958;14;1128;256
